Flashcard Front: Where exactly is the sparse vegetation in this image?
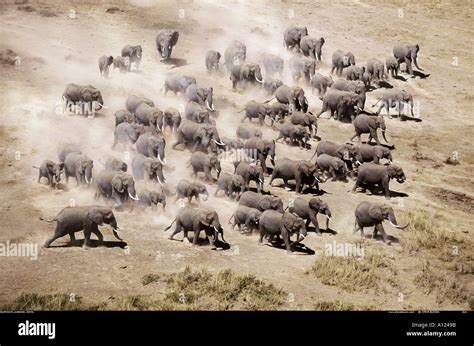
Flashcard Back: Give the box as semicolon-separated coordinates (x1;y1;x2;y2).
0;293;106;311
313;299;375;311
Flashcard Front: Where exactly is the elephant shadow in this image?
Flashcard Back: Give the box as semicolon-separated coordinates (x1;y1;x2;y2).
365;85;377;92
164;58;188;69
376;81;393;89
372;233;399;244
412;70;430;79
302;186;326;196
392;75;407;82
400;115;422;122
50;239;128;249
306;225;337;236
267;238;316;255
389;190;409;198
182;235;231;250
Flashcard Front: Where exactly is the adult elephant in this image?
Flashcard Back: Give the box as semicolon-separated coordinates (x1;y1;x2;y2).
95;171;139;207
215;173;246;200
374;88;416;119
276;123;310;149
244;137;276;175
240;100;271;126
352;163;406;199
289;111;318;138
393;43;423;76
163;107;182;132
229;205;261;233
98;55;113;78
331;79;366;112
173;121;224;153
136;133;166;164
367;58;386;83
125;94;154;114
385;57;400;78
64;152;94;186
164;75;196;95
316;154;349;181
331;50;355;76
239;191;284;213
354;144;393;165
230;63;264;90
289;55;316;83
138;189;166;210
262;53;284;77
317;89;359;121
185;84;215;111
269;158;319;194
274;85;309;113
112;123;146;149
234;162;264;193
155;29;179;61
283;26;308;51
185;101;211;124
121;44;142;71
164;206;226;248
135;103;164;130
190;151;221;181
354;201;408;244
263;78;283;95
344;65;365;81
42;206;121;248
131;153;165;185
63;83;104;113
114;109;134;127
259;210;307;254
351;114;389;146
310;73;333;96
310;140;357;163
175;179;209;203
205;50;221;71
300;36;325;61
224;40;247;71
288;197;331;235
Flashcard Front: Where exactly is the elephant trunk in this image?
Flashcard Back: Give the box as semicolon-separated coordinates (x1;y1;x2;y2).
112;228;124;241
381;129;389;144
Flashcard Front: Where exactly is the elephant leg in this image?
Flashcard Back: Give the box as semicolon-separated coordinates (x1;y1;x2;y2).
376;223;389;244
382;178;391;199
370;129;380;145
69;232;76;242
310;213;321;234
405;57;412;75
83;226;92;248
168;221;182;240
350;132;360;143
283;232;292;253
192;227;202;245
330;65;335;74
91;226;104;243
295;176;302;194
329;167;337;181
283;179;291;190
352;175;363;193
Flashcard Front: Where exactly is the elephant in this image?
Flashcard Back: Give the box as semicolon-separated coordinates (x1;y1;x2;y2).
132;153;165;185
240;100;271;126
274;85;309;113
125;94;154;114
155;29;179;61
113;56;130;73
62;83;104;113
164;74;196;95
34;160;64;188
367;58;386;83
163;107;181;132
269;158;319;193
316;154;349;181
175;179;209;203
95;171;139;207
289;111;318;138
263;78;283;95
351;114;389;146
393;43;423;76
344;65;366;81
184;101;211;124
224;40;247;71
239;191;284;213
64;152;93;186
215;173;246;200
234;162;264;193
288;197;331;235
269;102;290;125
289;55;316;82
185;84;215;111
310;73;333;95
173;121;224;153
115;109;134;127
276;123;310;149
121;44;142;71
58;143;81;163
300;36;325;61
189;151;221;181
354;201;408;244
138;188;166;210
104;157;127;172
98;55;113;77
354;144;393;165
236;124;263;140
230;63;264;90
164;205;225;248
311;140;357;163
317;89;359;121
219;137;245;151
352;163;406;199
243;137;276;174
42;206;121;248
283;26;308;51
331;79;366;111
262;53;284;77
229;205;262;233
385;57;400;78
331;50;356;76
112;123;146;149
205;50;221;71
135;103;164;130
258;210;307;253
374;88;416;119
136;133;166;164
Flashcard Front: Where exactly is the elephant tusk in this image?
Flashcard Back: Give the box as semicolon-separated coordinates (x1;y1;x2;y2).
157;176;164;186
389;221;408;229
206;101;215;111
129;192;139;201
97;103;108;109
213;139;225;146
255;76;264;83
157;154;166;165
326;215;332;221
259;178;263;183
356;160;362;165
85;176;90;184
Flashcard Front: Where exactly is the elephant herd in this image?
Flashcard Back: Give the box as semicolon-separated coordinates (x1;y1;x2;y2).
39;23;423;252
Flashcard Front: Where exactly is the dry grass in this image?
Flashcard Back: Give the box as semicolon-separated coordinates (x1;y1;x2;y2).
0;293;106;311
313;299;375;311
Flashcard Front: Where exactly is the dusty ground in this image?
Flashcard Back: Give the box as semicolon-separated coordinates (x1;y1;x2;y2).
0;0;472;310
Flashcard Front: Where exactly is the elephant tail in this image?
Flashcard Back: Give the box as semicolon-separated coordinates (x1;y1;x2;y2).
39;216;57;223
163;218;176;232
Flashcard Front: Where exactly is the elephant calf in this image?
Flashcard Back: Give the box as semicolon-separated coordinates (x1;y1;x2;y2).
259;210;307;253
289;111;318;138
354;144;393;165
104;156;128;172
163;107;182;132
176;179;209;203
138;189;166;210
113;56;130;73
42;206;121;248
239;191;283;212
317;89;359;121
234;162;264;193
115;109;134;127
229;205;261;234
215;173;246;200
34;160;64;188
385;57;400;78
316;154;349;182
205;50;221;71
98;55;113;78
276;123;310;149
351;114;388;146
240;100;271;126
354;201;408;244
189;151;221;181
236;124;262;140
310;73;333;96
288;197;331;234
352;163;406;199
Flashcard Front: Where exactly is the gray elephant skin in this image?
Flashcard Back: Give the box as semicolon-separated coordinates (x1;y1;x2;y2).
164;75;196;95
351;114;389;145
205;50;221;71
262;53;284;77
63;83;104;112
234;161;264;193
224;40;246;71
289;55;316;82
185;101;211;124
115;109;134;127
367;58;386;83
316;154;348;181
135;103;164;130
95;171;139;207
156;30;179;61
352;163;406;199
244;137;276;174
173;121;223;153
229;205;261;233
132;153;165;185
190;151;221;181
269;158;319;193
113;56;129;73
354;144;393;164
283;26;308;51
300;36;325;61
385;57;400;78
393;43;423;75
240;100;271;126
104;157;127;172
237;124;262;140
331;79;366;111
274;85;308;113
98;55;113;77
276;123;310;149
230;63;264;90
64;152;93;186
121;44;142;71
176;179;209;203
331;50;355;76
185;84;214;111
34;160;64;188
288;197;331;234
125;94;154;114
317;89;359;120
163;107;182;132
215;173;246;200
138;188;166;210
289;111;318;138
239;191;284;212
136;133;166;164
310;73;333;95
375;88;416;119
263;78;283;95
112;123;145;148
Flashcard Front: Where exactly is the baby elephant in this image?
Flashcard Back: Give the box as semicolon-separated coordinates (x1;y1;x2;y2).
176;179;209;203
258;210;307;253
104;157;128;172
236;124;262;140
234;162;264;193
288;197;331;234
352;163;406;199
34;160;64;188
138;189;166;210
276;123;310;149
205;50;221;71
240;100;271;126
215;173;246;200
316;154;349;181
98;55;113;78
41;205;122;248
354;144;393;165
229;205;262;234
113;56;130;73
115;109;134;127
189;151;221;181
163;107;181;132
354;201;408;244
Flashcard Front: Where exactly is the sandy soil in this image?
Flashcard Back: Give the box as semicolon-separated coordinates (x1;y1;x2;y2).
0;0;472;310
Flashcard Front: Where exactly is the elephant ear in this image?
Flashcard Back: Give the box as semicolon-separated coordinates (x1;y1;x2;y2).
387;165;397;178
297;161;309;174
81;88;93;101
111;174;124;193
259;199;271;211
143;160;152;173
282;213;295;231
201;210;214;226
331;159;340;170
86;208;104;226
256;140;265;153
170;31;179;45
368;205;383;221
